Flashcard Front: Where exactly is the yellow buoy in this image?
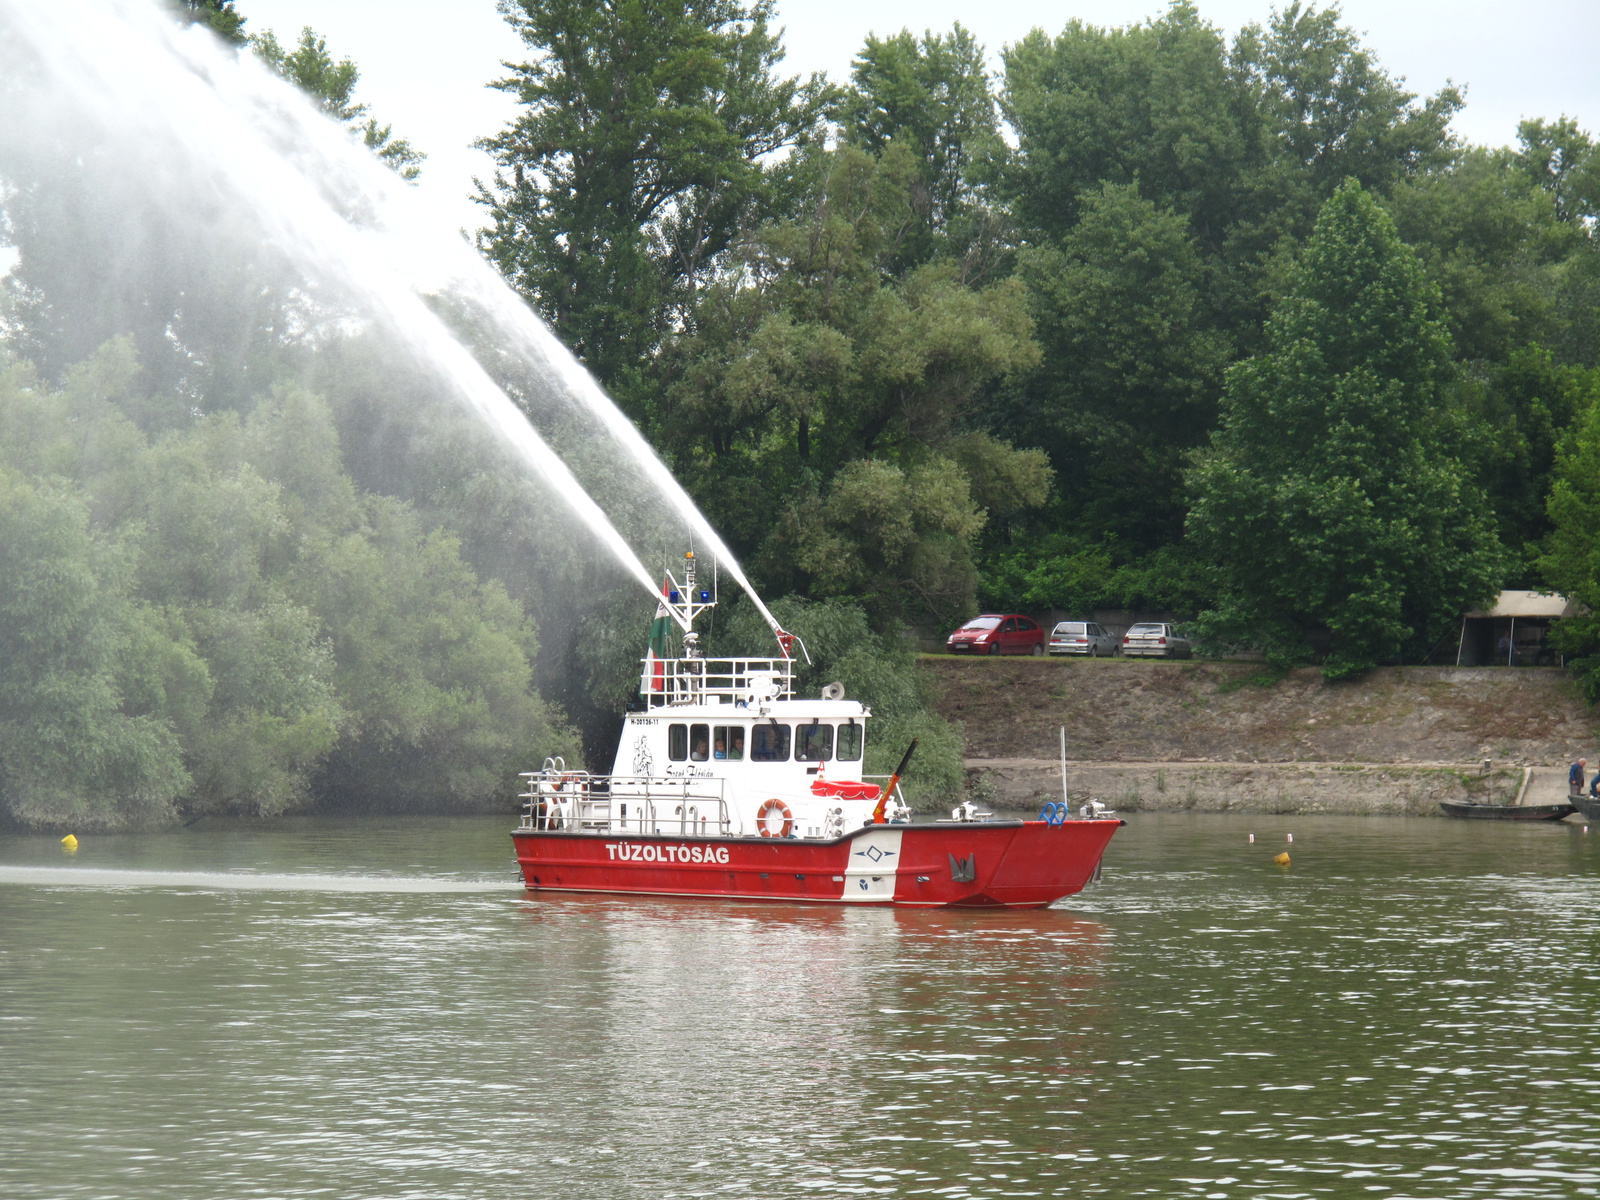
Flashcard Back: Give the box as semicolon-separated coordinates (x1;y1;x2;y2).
1273;851;1290;866
61;834;79;851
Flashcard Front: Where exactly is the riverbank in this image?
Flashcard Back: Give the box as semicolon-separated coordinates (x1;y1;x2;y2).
922;656;1600;814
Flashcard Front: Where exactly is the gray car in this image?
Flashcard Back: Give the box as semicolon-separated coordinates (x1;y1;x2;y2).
1121;622;1193;658
1049;620;1119;657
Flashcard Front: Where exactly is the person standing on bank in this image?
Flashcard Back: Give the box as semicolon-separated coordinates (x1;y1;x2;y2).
1572;758;1588;796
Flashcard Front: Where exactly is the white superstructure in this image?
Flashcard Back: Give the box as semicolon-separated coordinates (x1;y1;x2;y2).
520;554;908;839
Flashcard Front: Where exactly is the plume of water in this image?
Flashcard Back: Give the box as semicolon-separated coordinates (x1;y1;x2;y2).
0;0;783;638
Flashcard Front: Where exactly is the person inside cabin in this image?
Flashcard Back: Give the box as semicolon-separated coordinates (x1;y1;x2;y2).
691;730;709;761
728;728;744;760
714;735;726;760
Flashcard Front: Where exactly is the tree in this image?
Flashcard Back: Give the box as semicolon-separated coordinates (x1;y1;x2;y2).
662;143;1043;624
1005;182;1229;551
1514;117;1600;225
998;2;1246;247
1538;374;1600;699
1387;148;1572;368
1188;180;1502;678
174;0;246;44
1236;4;1461;208
475;0;828;420
251;27;425;180
1461;347;1593;575
0;343;576;827
832;24;1000;265
0;467;190;828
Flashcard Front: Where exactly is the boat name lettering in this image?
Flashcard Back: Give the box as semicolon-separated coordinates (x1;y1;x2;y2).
605;842;730;864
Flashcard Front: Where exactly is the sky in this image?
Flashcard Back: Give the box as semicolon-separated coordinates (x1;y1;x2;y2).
118;0;1600;236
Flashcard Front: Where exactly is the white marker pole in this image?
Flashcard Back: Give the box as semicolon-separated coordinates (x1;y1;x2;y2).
1060;725;1069;806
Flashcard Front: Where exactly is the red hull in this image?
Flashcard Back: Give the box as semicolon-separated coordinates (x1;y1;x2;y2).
511;819;1121;909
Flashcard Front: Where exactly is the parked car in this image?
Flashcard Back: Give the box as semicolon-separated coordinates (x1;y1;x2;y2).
1049;620;1119;657
1121;622;1193;658
946;613;1046;656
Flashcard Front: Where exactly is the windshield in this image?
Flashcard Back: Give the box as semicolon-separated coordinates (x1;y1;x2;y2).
1054;623;1086;634
961;617;1001;630
1129;623;1164;635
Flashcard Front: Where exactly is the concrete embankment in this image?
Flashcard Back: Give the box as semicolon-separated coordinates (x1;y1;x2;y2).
921;657;1599;815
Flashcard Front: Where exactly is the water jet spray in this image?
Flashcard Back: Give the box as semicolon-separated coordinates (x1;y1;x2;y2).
0;0;781;645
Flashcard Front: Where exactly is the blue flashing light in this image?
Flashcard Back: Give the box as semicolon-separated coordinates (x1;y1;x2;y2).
699;590;711;602
669;590;680;602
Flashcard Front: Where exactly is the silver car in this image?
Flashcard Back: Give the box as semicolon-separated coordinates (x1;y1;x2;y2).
1121;622;1192;658
1049;620;1119;657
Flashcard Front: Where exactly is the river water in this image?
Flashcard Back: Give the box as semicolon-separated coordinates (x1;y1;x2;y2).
3;812;1599;1199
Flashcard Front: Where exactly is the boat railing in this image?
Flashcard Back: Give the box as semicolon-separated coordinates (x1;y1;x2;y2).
518;769;739;836
638;656;794;708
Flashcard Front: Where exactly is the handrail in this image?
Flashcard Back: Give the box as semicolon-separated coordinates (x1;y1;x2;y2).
638;656;795;707
518;769;738;835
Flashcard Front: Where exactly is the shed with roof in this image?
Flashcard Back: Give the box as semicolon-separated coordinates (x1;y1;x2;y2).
1454;590;1579;666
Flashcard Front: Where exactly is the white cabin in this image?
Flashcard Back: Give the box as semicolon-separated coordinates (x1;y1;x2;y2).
523;653;905;839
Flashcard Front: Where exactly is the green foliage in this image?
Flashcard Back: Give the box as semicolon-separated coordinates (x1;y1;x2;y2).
0;467;189;828
250;27;425;180
980;536;1217;616
1537;382;1600;699
832;23;1000;264
1189;181;1503;678
1460;347;1598;572
788;457;986;629
0;345;574;828
1514;117;1600;225
709;596;965;804
1005;182;1229;550
11;0;1600;813
476;0;829;417
174;0;247;45
664;143;1043;625
999;2;1247;243
1388;149;1573;367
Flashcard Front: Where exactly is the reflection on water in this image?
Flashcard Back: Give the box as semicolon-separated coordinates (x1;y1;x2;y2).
2;813;1599;1198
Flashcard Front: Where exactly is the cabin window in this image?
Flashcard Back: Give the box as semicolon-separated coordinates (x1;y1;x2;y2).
713;726;744;761
796;722;833;762
837;723;863;762
751;723;790;762
689;724;710;762
668;724;688;761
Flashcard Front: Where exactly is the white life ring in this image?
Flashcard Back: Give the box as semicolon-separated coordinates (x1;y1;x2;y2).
755;798;794;838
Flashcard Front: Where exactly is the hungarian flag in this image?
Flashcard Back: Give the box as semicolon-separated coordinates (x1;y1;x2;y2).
644;578;672;692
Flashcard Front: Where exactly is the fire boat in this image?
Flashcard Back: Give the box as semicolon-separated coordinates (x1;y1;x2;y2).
512;553;1122;908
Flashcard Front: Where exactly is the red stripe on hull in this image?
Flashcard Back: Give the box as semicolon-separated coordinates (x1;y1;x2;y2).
511;820;1120;909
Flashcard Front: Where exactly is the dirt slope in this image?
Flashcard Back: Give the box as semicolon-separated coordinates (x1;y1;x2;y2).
923;657;1598;766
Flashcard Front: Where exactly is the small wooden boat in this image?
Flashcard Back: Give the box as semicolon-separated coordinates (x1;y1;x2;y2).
1439;800;1575;821
1568;794;1600;821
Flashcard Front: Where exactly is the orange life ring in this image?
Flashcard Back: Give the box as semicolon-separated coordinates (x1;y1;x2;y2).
755;798;794;838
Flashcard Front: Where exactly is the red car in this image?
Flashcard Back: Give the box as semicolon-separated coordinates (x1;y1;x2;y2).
946;613;1045;656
